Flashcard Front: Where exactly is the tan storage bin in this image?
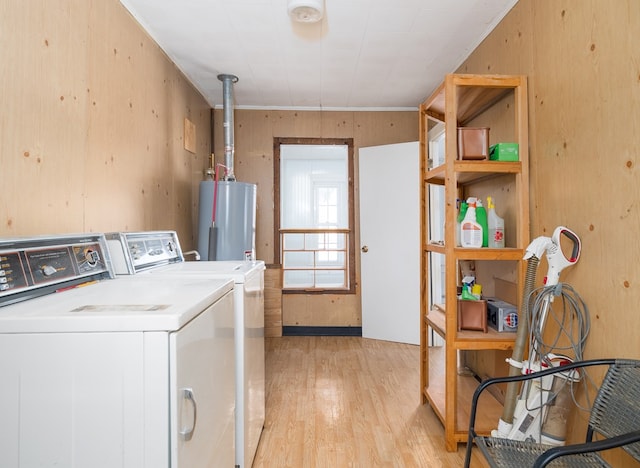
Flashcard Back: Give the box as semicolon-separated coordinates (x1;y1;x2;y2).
457;127;489;160
457;299;488;332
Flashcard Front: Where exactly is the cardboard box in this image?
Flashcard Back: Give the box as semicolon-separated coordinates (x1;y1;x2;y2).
486;297;518;332
457;127;489;160
489;143;519;161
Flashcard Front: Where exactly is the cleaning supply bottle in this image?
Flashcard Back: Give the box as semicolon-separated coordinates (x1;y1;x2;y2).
487;196;505;248
460;199;483;248
456;200;468;247
476;199;488;247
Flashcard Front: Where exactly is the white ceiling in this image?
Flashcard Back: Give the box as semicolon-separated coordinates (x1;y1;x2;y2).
119;0;518;110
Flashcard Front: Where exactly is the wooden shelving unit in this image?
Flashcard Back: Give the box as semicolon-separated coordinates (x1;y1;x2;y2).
419;74;530;451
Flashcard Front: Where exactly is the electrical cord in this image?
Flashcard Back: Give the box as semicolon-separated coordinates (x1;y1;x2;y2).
523;282;597;416
528;283;590;366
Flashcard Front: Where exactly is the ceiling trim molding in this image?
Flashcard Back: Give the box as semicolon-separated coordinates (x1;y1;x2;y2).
215;105;419;112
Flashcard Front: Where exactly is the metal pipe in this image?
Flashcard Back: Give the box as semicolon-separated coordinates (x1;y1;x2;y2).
217;74;238;181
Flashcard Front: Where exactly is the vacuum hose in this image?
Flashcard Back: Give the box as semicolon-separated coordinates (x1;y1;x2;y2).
500;255;540;426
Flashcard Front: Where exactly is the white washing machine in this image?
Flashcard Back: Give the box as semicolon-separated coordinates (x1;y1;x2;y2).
106;231;265;468
0;234;235;467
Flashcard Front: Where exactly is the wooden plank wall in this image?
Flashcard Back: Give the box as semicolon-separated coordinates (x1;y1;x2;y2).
0;1;211;249
458;1;640;462
212;110;418;335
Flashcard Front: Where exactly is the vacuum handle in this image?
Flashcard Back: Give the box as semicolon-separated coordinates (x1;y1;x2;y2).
545;226;581;285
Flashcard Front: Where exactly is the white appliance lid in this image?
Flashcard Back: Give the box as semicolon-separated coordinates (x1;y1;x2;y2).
145;260;265;283
0;276;233;333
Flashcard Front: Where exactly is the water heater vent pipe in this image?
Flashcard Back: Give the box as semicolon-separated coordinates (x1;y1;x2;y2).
217;73;239;181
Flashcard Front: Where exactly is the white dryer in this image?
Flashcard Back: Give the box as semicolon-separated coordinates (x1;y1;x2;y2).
0;234;235;467
106;231;265;468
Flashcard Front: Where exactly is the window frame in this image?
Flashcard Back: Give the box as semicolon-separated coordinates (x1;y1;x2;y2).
273;137;356;294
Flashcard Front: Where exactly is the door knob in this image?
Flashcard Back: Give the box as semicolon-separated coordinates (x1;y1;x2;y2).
361;245;369;253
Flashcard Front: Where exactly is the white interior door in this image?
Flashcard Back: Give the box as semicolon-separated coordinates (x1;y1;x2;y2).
359;142;419;345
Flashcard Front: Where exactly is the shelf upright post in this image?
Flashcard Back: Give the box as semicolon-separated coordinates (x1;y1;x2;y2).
443;74;460;452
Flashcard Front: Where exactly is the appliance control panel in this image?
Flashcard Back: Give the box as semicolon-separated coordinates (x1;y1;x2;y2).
105;231;184;275
0;234;114;306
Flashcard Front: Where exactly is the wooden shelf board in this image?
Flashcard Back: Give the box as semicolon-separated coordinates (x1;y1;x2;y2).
455;161;521;173
454;333;516;349
422;81;446;117
426;161;521;186
453;247;524;261
425;164;445;183
427;246;524;258
422;74;522;126
424;344;506;437
425;242;446;254
426;308;446;338
426;307;516;348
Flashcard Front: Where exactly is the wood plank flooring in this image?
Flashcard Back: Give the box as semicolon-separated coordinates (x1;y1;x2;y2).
252;336;485;467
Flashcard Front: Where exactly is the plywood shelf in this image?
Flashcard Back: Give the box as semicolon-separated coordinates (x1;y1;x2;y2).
425;245;524;260
426;161;522;185
421;74;519;125
419;73;529;452
426;307;517;348
426;308;446;338
453;247;524;261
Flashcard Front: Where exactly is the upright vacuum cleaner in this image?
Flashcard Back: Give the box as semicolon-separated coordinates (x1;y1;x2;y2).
493;226;588;445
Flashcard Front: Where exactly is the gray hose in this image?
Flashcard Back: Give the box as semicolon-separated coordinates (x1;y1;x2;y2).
501;255;540;424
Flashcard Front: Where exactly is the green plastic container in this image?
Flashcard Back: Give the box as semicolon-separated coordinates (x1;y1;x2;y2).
489;143;519;161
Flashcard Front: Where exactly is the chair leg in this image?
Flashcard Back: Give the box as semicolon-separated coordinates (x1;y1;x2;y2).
464;434;474;467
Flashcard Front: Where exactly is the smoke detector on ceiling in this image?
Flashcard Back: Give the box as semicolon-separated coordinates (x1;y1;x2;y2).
288;0;324;23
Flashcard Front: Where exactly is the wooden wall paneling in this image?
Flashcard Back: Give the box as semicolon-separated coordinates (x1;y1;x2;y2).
529;0;640;379
456;1;640;460
231;110;274;182
282;294;361;327
264;267;283;337
271;109;323;138
318;111;355;138
84;0;159;234
353;112;419;148
164;75;211;250
185;106;212;249
234;110;279;264
1;2;91;236
1;1;211;249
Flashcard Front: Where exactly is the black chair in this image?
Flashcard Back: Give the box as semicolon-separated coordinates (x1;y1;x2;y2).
464;358;640;467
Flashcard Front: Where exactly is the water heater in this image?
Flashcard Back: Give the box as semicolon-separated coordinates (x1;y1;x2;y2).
197;180;256;261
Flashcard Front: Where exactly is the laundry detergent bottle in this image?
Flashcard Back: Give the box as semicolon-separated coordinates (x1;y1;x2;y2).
476;198;488;247
460;199;483;248
487;196;505;248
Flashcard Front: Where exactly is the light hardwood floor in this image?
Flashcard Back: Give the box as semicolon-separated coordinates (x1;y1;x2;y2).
252;336;485;467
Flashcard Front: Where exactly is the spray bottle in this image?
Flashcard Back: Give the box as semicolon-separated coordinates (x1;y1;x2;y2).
476;199;488;247
487;196;505;248
461;199;483;248
456;200;468;247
